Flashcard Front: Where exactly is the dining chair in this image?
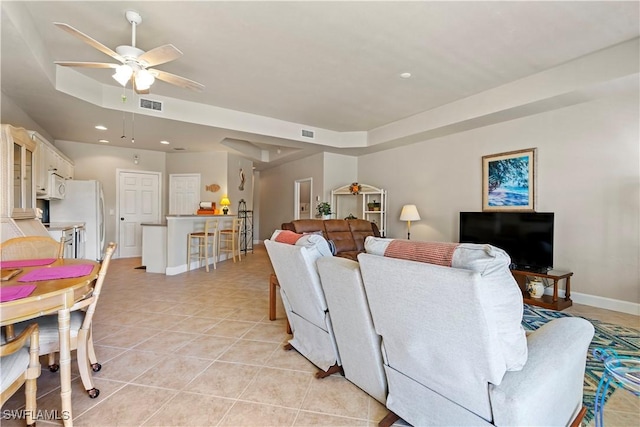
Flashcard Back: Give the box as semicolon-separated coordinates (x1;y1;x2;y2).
1;323;40;427
218;217;242;262
10;242;116;399
187;219;218;272
0;236;64;261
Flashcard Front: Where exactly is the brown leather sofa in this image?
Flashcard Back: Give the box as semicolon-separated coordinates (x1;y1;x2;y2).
281;219;380;260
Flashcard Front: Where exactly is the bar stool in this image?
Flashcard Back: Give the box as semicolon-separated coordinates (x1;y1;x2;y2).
218;217;242;262
187;219;218;272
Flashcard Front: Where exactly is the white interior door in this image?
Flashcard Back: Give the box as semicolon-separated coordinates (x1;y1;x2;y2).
118;170;161;258
294;178;313;220
169;173;200;214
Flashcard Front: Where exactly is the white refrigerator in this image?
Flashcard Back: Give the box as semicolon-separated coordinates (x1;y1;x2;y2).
50;180;106;261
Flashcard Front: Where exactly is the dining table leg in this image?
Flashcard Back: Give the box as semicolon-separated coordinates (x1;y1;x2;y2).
58;307;73;426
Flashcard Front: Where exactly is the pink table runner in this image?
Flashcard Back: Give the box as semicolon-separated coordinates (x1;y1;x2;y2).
18;264;94;282
0;284;37;302
1;258;56;268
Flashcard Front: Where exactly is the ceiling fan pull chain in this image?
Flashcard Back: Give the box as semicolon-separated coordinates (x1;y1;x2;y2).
121;92;127;139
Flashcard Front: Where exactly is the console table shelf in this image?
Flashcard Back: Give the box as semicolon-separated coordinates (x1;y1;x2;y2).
511;269;573;311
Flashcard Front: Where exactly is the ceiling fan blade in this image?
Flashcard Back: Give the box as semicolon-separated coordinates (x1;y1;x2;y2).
54;22;125;63
138;44;183;67
150;69;205;92
54;61;119;69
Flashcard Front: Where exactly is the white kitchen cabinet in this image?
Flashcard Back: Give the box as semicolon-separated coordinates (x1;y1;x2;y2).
31;131;74;197
58;155;74;179
1;125;37;218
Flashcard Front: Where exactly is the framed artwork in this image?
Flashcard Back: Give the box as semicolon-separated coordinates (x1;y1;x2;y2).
482;148;536;211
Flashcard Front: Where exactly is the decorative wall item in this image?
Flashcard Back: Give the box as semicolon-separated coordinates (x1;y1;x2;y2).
349;182;361;195
205;184;220;193
238;168;246;191
482;148;536;211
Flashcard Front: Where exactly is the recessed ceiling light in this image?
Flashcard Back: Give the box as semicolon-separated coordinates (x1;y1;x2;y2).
160;140;170;145
400;72;412;79
99;139;109;143
95;125;107;130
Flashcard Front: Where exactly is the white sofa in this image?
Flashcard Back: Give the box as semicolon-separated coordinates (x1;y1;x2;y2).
265;230;388;394
264;234;342;377
318;238;594;426
317;255;387;403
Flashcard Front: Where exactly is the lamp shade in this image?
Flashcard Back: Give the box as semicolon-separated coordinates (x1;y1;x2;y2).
220;196;231;206
134;69;155;90
399;204;421;221
112;64;133;86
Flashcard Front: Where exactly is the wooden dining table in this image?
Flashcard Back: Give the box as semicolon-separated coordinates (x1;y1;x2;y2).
1;258;100;427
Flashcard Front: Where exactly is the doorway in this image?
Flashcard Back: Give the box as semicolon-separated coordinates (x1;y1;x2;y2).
116;170;161;258
169;173;200;214
294;178;312;220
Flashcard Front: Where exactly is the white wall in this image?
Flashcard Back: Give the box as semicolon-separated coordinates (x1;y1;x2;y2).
1;92;54;142
55;140;167;250
258;152;324;239
322;153;358;202
358;90;639;306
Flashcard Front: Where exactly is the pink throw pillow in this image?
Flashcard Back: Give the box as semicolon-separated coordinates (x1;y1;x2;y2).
383;240;460;267
274;230;303;245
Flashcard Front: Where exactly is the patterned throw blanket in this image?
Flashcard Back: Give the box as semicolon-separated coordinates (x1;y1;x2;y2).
384;240;460;266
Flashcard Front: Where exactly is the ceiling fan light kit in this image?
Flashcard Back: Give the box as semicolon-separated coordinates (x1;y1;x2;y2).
112;64;133;86
54;10;204;94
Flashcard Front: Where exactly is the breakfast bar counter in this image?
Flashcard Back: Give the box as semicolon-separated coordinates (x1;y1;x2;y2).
142;214;235;275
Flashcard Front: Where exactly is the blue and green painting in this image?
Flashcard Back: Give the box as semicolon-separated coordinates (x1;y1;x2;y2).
487;155;530;206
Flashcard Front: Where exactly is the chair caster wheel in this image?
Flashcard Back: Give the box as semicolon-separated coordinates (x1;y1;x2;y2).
91;363;101;372
48;364;59;372
87;388;100;399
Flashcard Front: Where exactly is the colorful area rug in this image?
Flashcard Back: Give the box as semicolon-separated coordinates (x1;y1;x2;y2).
521;304;639;425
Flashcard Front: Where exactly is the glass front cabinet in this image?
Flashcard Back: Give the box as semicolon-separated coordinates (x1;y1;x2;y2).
1;125;37;219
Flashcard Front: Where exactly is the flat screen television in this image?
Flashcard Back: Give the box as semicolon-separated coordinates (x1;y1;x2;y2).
459;212;554;272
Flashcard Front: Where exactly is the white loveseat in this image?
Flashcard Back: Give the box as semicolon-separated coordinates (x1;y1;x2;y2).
318;237;594;426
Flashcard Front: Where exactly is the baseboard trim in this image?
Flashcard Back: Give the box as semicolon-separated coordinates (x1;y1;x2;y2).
570;291;640;316
540;288;639;315
166;254;233;276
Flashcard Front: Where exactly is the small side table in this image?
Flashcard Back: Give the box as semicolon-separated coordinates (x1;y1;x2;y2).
269;273;279;321
511;269;573;310
268;273;291;334
593;348;640;427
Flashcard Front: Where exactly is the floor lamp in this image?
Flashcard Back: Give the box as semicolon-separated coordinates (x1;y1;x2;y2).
400;204;421;240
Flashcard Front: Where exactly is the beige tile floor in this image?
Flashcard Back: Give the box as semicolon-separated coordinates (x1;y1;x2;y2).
3;244;638;426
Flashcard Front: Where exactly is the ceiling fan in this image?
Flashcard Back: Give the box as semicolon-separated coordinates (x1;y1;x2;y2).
53;10;204;94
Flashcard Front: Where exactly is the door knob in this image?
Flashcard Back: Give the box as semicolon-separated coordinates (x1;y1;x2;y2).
120;217;125;221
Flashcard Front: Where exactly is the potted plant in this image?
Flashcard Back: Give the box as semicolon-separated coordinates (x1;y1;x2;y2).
317;202;332;219
367;200;381;211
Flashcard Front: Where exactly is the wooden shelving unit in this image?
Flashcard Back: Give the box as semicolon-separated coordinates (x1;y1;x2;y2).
331;183;387;237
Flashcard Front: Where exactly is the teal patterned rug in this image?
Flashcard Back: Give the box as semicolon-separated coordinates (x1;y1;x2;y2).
521;304;639;425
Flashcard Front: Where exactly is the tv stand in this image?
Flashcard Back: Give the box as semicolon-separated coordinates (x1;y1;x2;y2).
511;269;573;311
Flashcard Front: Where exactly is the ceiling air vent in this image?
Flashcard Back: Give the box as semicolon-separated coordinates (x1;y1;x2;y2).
301;129;314;138
139;98;163;112
173;147;186;151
